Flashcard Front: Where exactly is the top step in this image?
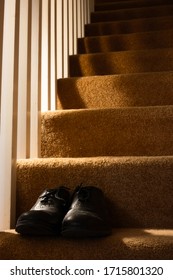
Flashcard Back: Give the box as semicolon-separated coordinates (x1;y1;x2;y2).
95;0;173;11
85;16;173;36
91;4;173;23
95;0;139;3
95;0;167;2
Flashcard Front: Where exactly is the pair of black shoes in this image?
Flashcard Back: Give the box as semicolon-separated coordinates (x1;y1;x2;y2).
15;185;111;237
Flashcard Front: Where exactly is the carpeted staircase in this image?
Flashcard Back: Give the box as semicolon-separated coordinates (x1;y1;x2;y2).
0;0;173;259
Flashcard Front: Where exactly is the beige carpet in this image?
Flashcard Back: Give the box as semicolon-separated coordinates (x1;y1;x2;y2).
16;156;173;229
41;106;173;157
69;48;173;76
85;16;173;36
57;72;173;109
95;0;173;11
1;0;173;259
1;229;173;260
78;29;173;53
91;5;173;22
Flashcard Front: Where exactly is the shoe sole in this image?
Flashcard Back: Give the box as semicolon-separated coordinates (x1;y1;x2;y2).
16;220;60;235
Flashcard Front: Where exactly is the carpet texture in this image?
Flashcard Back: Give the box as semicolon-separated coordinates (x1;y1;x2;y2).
57;72;173;109
69;48;173;77
1;229;173;260
78;29;173;53
41;106;173;158
91;5;173;23
85;16;173;36
1;0;173;260
95;0;173;11
16;157;173;229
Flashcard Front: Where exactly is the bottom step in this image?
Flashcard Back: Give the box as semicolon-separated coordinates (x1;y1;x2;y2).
16;156;173;229
0;228;173;259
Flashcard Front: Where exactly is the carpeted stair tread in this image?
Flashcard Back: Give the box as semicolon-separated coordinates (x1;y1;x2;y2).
96;0;135;3
57;72;173;109
41;106;173;158
69;48;173;77
95;0;173;11
91;5;173;23
95;0;156;2
78;29;173;53
1;229;173;259
85;16;173;36
16;156;173;228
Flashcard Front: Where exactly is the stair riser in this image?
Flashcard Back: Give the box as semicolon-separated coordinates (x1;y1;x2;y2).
16;157;173;228
41;107;173;158
57;72;173;109
85;16;173;36
78;30;173;54
91;5;173;23
95;0;173;11
70;48;173;77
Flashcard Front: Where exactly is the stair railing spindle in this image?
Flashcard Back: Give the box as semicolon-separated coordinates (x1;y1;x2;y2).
56;0;63;78
73;0;77;54
30;0;41;158
0;0;4;113
41;0;49;111
63;0;69;78
0;0;18;230
17;0;29;159
69;0;74;56
50;0;57;110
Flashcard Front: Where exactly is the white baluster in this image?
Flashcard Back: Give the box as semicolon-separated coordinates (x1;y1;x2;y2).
0;0;4;101
63;0;69;77
17;0;29;159
50;0;57;110
0;0;17;229
30;0;41;157
73;0;77;54
41;0;49;110
56;0;63;78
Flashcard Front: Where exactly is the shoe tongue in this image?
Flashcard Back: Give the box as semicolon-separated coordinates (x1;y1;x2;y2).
55;187;69;201
78;188;90;201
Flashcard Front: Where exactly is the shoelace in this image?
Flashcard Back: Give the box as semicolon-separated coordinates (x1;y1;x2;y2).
40;188;68;206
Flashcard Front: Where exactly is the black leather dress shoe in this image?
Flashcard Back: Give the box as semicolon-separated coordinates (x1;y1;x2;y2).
61;185;111;238
15;186;70;235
